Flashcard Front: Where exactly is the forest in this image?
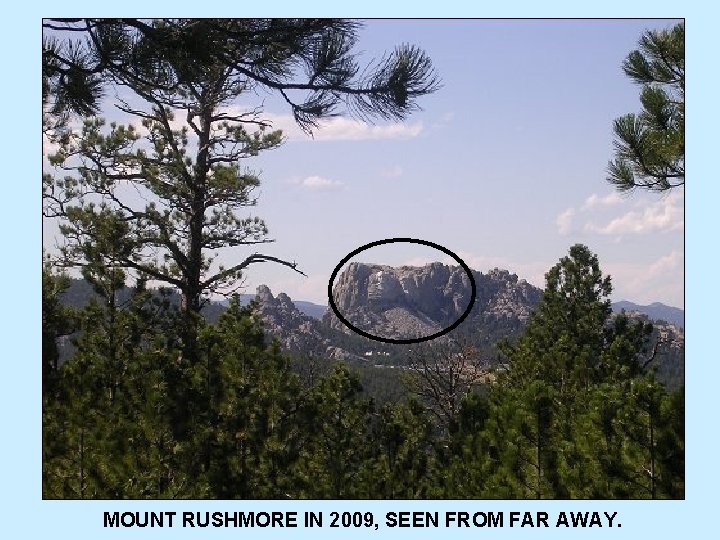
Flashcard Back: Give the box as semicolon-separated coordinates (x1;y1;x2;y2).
42;243;684;499
42;19;684;499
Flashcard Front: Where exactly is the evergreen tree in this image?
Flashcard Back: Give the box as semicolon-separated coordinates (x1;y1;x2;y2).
42;265;76;398
294;364;375;498
367;399;436;499
43;19;440;131
442;245;683;499
43;19;439;368
432;392;495;498
42;21;440;499
43;271;198;498
622;376;684;498
499;245;653;395
197;300;303;498
608;22;684;191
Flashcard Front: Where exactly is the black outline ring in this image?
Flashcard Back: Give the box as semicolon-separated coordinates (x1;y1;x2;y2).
327;238;477;344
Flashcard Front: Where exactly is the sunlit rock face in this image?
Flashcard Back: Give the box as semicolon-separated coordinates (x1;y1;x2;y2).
253;285;346;358
326;262;472;340
324;261;542;341
367;269;405;307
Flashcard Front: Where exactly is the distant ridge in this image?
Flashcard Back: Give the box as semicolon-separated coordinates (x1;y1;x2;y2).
55;276;684;388
292;300;327;319
612;301;684;329
58;277;683;329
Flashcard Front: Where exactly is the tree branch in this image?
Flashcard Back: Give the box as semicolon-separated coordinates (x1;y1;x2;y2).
201;253;306;289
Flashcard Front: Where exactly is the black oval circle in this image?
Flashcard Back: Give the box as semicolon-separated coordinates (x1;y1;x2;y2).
327;238;477;344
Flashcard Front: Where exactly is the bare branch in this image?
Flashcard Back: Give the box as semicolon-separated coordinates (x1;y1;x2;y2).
201;254;306;289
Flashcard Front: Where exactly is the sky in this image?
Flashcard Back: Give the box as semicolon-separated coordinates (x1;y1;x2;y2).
42;19;684;308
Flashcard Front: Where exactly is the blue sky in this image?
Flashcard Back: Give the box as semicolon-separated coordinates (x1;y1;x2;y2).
43;19;684;308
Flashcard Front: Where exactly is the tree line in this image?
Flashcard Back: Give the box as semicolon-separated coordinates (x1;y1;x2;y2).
43;244;683;499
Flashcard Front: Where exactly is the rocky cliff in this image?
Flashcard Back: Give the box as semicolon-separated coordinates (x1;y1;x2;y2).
253;285;363;362
253;262;543;349
323;262;542;341
252;263;682;389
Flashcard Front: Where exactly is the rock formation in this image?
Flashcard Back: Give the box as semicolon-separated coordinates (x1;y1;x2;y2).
253;285;362;361
324;262;541;341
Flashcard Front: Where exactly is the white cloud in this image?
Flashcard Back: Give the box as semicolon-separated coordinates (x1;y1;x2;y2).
605;250;684;307
125;106;424;143
449;249;683;308
647;250;683;277
581;192;624;210
317;117;423;141
557;190;683;239
585;193;683;235
556;208;576;235
262;113;424;142
292;175;344;191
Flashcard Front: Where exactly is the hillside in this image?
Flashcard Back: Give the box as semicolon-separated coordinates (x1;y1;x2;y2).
55;267;685;389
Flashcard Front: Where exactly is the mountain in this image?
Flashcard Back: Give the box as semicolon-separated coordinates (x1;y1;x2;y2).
54;266;685;389
248;263;543;375
612;300;684;329
251;262;542;362
292;300;327;319
324;262;541;343
253;285;360;362
255;262;683;389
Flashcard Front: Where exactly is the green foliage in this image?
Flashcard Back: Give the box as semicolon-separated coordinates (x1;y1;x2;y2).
608;23;684;191
500;245;652;392
293;364;376;498
435;245;683;499
42;20;682;501
43;21;438;346
43;19;439;131
42;266;76;395
197;300;303;498
43;276;198;498
43;56;299;369
368;399;437;499
42;245;683;499
43;294;303;499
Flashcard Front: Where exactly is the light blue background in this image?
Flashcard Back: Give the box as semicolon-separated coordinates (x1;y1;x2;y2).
5;2;712;538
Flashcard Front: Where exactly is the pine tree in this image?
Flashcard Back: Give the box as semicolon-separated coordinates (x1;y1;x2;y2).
43;19;439;369
293;364;375;498
43;272;198;498
433;392;496;498
368;399;436;499
42;22;440;499
446;244;683;499
622;377;684;498
607;22;684;191
41;265;76;398
43;20;439;131
197;300;303;498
